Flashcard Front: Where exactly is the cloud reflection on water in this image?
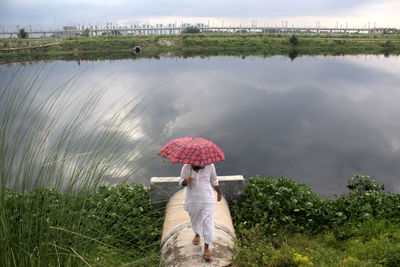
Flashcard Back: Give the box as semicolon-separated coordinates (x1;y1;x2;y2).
133;55;400;196
2;55;400;196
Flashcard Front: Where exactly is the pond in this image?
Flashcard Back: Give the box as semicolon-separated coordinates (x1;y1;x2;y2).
2;55;400;196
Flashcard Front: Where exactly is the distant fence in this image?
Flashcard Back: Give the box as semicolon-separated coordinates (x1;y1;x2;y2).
1;26;398;38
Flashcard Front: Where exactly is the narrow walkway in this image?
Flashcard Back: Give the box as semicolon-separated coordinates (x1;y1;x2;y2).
160;190;235;267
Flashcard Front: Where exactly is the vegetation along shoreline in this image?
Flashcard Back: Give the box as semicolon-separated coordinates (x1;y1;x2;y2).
1;33;400;63
1;175;399;265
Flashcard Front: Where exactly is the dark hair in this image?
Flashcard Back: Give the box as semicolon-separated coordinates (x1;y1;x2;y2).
191;165;203;171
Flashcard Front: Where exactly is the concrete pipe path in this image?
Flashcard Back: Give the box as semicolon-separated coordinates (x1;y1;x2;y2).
160;189;236;267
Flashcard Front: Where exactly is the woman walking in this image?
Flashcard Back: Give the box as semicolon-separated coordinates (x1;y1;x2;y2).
179;163;222;261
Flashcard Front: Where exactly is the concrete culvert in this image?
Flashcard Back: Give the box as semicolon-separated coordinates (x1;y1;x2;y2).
160;190;235;267
150;175;245;266
133;46;141;54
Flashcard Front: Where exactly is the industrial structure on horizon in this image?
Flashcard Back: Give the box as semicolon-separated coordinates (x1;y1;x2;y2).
0;22;398;38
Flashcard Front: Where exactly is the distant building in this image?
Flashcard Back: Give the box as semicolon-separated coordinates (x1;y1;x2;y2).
63;26;78;31
61;26;79;36
167;24;176;34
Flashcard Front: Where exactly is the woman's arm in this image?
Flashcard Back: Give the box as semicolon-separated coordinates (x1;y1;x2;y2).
179;164;192;186
210;164;218;186
214;185;222;201
181;177;193;186
210;164;222;201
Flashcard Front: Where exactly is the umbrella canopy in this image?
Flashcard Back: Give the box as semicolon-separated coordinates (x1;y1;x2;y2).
158;137;225;167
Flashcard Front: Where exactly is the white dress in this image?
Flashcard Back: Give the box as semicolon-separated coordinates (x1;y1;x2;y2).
179;164;219;244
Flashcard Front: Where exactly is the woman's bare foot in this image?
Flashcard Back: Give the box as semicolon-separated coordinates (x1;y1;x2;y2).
192;233;200;245
203;243;211;261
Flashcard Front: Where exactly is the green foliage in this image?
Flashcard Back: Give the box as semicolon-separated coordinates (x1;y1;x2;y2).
18;28;28;38
182;26;200;34
1;184;164;266
232;175;400;235
88;184;163;249
326;175;399;227
233;219;400;266
233;230;296;266
346;174;385;192
232;175;400;266
384;40;394;50
231;176;326;234
289;34;299;45
347;219;400;266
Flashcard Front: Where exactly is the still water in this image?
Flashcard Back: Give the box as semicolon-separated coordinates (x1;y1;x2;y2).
2;55;400;195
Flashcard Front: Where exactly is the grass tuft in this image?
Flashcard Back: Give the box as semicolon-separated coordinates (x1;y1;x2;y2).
0;68;164;266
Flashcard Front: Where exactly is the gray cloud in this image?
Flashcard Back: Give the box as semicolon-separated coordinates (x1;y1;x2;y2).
0;0;389;29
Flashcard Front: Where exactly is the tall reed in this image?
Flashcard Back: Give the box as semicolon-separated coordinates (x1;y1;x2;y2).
0;67;163;266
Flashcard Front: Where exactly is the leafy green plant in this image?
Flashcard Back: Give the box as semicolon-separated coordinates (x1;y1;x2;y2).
346;174;384;192
231;176;326;234
326;175;400;228
232;175;400;266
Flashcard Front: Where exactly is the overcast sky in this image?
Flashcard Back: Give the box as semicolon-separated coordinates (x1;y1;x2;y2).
1;0;399;31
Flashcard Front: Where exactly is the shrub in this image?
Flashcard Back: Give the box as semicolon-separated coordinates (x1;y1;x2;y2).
289;34;299;45
384;40;394;49
327;175;399;227
232;175;400;265
18;28;28;38
231;176;325;234
346;174;384;192
87;184;163;250
232;175;400;235
182;26;200;34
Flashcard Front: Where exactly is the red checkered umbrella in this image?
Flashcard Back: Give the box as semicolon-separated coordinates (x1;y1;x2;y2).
157;137;225;167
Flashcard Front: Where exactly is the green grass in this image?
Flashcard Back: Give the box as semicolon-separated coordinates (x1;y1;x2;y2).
0;68;164;266
233;219;400;266
2;184;164;266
